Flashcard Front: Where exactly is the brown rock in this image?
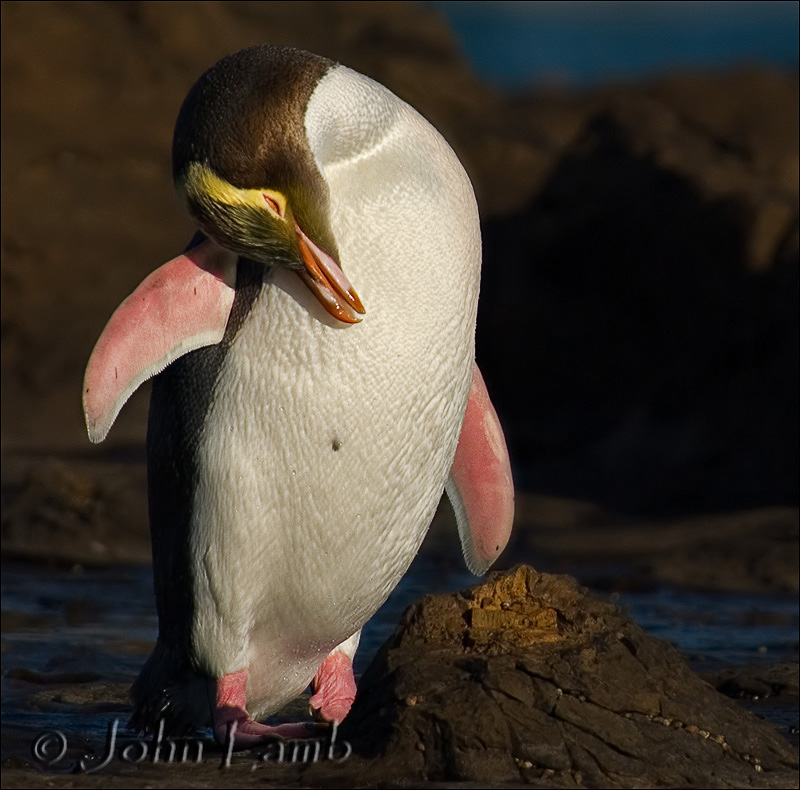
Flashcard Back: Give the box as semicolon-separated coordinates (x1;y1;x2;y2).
1;456;150;565
2;2;796;516
479;85;799;512
0;0;509;452
510;499;799;594
705;663;800;701
341;566;799;787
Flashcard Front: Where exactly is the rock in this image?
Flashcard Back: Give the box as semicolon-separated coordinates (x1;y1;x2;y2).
1;456;150;565
28;681;131;713
0;0;508;450
642;69;800;194
341;566;799;787
478;86;799;513
2;2;797;514
509;499;799;594
705;663;800;701
648;510;799;594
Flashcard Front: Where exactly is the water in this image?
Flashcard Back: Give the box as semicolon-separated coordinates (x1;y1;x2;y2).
615;586;799;667
2;555;797;749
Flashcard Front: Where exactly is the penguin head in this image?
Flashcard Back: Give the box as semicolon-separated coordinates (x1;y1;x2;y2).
172;45;364;324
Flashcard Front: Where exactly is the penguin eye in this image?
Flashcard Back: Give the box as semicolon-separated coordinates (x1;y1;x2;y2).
263;193;285;219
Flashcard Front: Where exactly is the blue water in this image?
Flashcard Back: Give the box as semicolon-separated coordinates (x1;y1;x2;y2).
429;1;799;89
614;586;799;666
2;555;797;747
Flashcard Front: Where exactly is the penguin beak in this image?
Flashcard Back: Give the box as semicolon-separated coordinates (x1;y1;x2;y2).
295;225;365;324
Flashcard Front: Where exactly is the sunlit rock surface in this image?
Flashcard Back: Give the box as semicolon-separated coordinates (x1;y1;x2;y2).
342;566;799;787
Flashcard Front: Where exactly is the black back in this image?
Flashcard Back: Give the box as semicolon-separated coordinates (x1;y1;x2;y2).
132;44;338;734
130;242;262;734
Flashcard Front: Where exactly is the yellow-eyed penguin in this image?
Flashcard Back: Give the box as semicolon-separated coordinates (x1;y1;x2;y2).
82;45;514;746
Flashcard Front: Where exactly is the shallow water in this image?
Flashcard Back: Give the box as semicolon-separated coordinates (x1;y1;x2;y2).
2;552;797;751
613;585;799;666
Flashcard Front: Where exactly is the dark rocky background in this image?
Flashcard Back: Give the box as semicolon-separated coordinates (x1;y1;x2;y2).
2;0;797;586
1;2;798;788
2;1;797;515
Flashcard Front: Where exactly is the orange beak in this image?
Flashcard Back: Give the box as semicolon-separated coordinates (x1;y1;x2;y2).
296;225;365;324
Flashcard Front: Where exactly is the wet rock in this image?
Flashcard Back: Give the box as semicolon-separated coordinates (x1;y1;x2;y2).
2;458;99;531
0;609;59;632
705;663;800;701
28;681;131;714
6;668;102;685
342;566;799;787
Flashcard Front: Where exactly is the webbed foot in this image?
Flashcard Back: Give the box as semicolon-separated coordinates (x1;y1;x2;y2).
212;669;317;748
309;634;359;723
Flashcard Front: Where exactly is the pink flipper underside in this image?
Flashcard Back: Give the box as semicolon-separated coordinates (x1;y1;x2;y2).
309;651;357;724
447;363;514;575
213;669;317;748
82;238;237;443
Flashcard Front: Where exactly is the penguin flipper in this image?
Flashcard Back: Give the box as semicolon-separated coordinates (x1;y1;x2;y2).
446;363;514;576
82;239;237;443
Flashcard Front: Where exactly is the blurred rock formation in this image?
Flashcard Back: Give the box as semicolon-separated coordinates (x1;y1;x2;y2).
2;1;797;514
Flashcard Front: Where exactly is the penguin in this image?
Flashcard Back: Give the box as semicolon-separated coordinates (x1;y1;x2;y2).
82;44;514;747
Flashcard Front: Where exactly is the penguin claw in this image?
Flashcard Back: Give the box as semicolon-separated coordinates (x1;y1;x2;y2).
309;651;357;723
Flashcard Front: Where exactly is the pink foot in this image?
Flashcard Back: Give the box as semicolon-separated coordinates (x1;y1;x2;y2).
309;651;357;723
212;669;317;749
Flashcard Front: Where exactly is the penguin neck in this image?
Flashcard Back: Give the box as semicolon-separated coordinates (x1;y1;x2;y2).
304;65;403;171
303;65;480;333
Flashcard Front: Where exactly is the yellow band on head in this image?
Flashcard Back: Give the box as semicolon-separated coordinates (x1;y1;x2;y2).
179;162;286;215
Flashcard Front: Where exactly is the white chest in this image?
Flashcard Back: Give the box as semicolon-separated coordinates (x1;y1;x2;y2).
187;66;481;706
